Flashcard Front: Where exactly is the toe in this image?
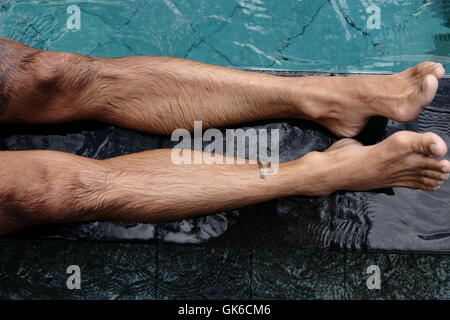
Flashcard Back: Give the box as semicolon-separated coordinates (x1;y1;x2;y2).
439;159;450;172
404;180;439;191
432;63;445;80
414;132;448;158
419;74;439;106
406;177;444;191
413;62;444;77
422;170;450;181
420;158;450;172
389;131;447;158
419;176;444;187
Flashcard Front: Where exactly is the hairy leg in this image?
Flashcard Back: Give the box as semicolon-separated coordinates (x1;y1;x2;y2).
1;131;449;235
0;37;445;137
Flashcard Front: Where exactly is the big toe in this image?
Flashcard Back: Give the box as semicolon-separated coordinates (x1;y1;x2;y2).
414;61;445;79
391;131;448;158
431;63;446;80
417;132;448;158
420;74;439;107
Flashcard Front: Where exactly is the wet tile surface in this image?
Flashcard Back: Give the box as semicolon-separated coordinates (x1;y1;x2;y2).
344;252;450;300
1;241;450;299
0;241;157;299
157;244;251;300
62;242;157;299
0;241;66;299
252;249;346;299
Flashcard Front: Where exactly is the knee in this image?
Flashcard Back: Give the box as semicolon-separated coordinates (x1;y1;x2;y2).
1;46;97;123
0;151;100;231
0;153;59;229
0;187;48;235
0;46;58;122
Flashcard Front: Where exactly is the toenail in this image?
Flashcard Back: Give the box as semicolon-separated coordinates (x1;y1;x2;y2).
422;78;429;90
429;144;440;156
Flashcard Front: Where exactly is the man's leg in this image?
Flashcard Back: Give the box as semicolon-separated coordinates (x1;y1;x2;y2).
0;37;445;137
1;131;449;235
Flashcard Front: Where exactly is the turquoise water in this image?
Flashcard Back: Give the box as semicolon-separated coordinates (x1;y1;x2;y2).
0;0;449;73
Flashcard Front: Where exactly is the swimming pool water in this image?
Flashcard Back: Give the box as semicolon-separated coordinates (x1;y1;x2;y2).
1;0;449;73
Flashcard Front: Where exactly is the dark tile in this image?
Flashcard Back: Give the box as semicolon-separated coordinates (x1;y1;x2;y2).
61;242;157;299
345;252;450;299
0;240;66;299
157;244;251;299
252;249;345;299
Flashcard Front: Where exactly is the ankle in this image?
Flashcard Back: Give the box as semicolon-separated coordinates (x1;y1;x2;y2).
284;76;346;121
285;151;336;196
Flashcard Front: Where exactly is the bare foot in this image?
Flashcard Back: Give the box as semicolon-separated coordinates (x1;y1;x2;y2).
297;62;446;137
299;131;450;195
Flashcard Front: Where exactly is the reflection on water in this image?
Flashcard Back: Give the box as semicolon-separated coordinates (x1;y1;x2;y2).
0;1;449;251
